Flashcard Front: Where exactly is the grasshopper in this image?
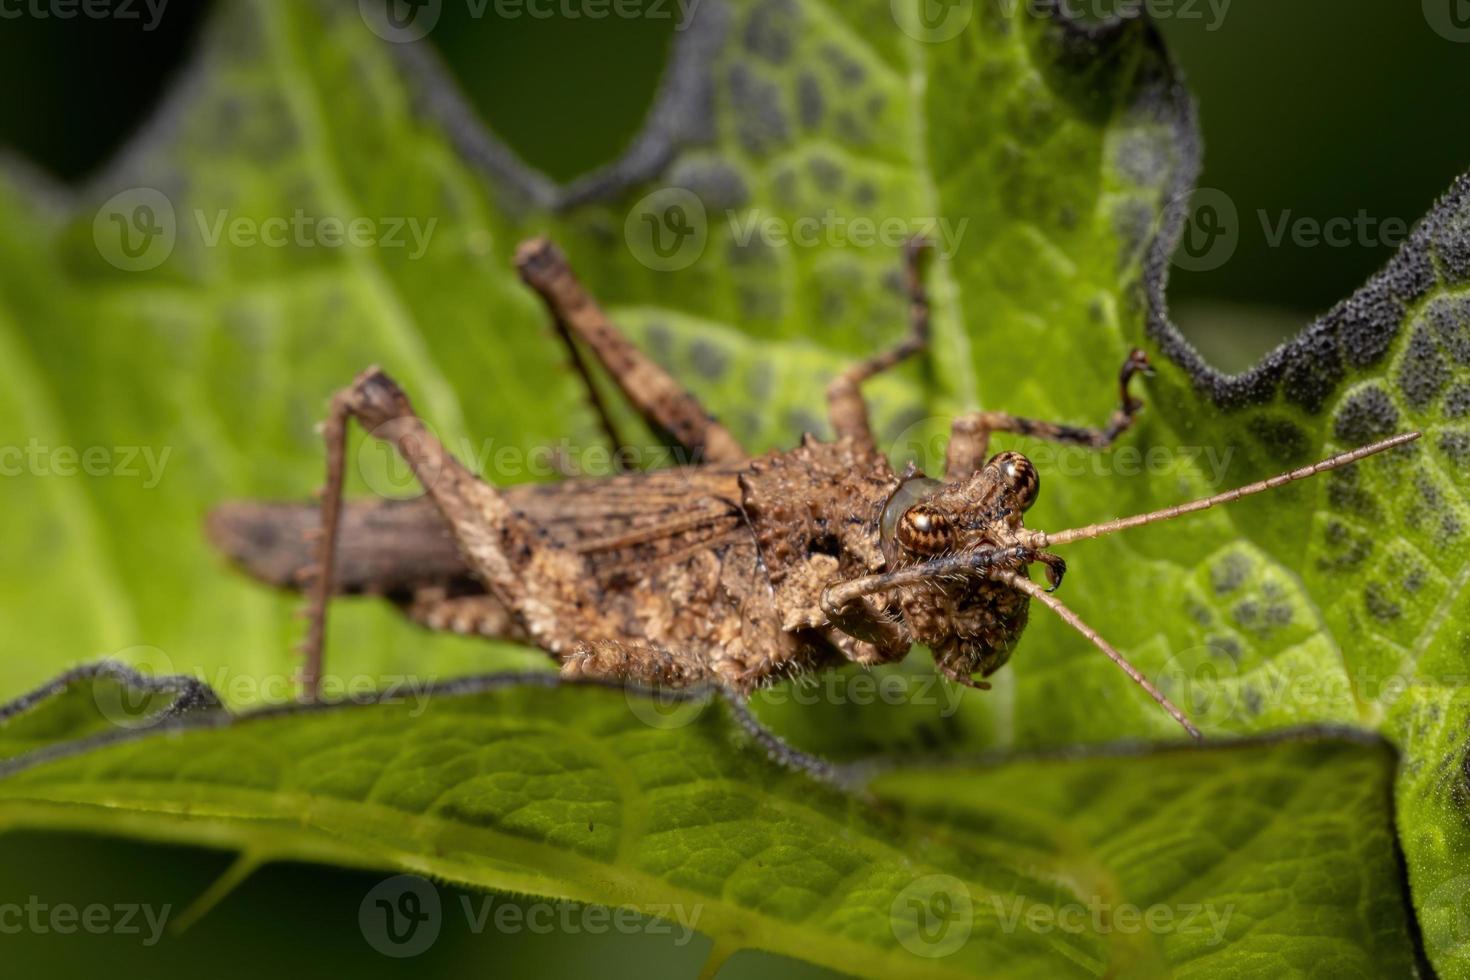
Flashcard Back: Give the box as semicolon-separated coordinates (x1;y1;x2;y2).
207;238;1419;740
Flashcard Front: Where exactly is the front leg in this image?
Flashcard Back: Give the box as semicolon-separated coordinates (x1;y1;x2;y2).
944;348;1152;481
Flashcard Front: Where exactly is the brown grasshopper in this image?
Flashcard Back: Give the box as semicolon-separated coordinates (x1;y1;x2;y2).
207;238;1419;741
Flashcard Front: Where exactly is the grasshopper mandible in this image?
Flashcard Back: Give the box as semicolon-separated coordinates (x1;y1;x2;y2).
207;238;1419;740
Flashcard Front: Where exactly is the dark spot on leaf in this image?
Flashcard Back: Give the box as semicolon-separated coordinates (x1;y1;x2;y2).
797;72;825;129
1318;521;1374;572
1265;604;1294;627
727;232;776;268
1326;467;1381;521
1209;636;1243;662
1210;552;1251;595
785;408;825;438
743;0;796;64
835;110;869;146
1186;600;1213;627
746;361;774;400
1338;290;1406;369
1333;386;1400;445
1364;583;1402;622
689;339;728;381
821;44;866;85
1247;416;1309;465
667;158;749;210
808;156;843;194
1233;600;1260;628
645;322;673;361
738;284;781;322
1398;325;1449;410
1279;329;1345;414
1439;430;1470;467
1241;686;1263;717
1426;295;1470;365
1444;383;1470;419
727;64;789;157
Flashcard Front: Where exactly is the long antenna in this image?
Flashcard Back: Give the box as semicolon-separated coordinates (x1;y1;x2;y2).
993;569;1203;740
1032;432;1420;549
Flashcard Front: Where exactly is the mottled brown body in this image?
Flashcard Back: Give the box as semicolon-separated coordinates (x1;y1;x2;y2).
209;238;1420;740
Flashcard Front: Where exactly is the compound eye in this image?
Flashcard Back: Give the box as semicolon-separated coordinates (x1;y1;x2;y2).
896;504;955;555
881;476;942;548
990;451;1040;512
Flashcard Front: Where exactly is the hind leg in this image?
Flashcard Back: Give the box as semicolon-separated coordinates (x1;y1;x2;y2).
301;366;574;699
517;238;746;464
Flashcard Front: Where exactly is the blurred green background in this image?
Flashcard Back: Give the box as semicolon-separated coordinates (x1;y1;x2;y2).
0;2;1465;977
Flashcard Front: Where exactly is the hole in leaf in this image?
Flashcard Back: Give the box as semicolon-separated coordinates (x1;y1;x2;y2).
0;3;209;182
1157;4;1470;371
427;6;679;184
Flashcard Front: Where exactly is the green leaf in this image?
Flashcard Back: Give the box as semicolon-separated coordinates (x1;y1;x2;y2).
0;0;1464;972
0;674;1425;978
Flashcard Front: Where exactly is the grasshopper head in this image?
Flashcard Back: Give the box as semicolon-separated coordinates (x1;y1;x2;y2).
881;451;1040;557
875;452;1047;686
